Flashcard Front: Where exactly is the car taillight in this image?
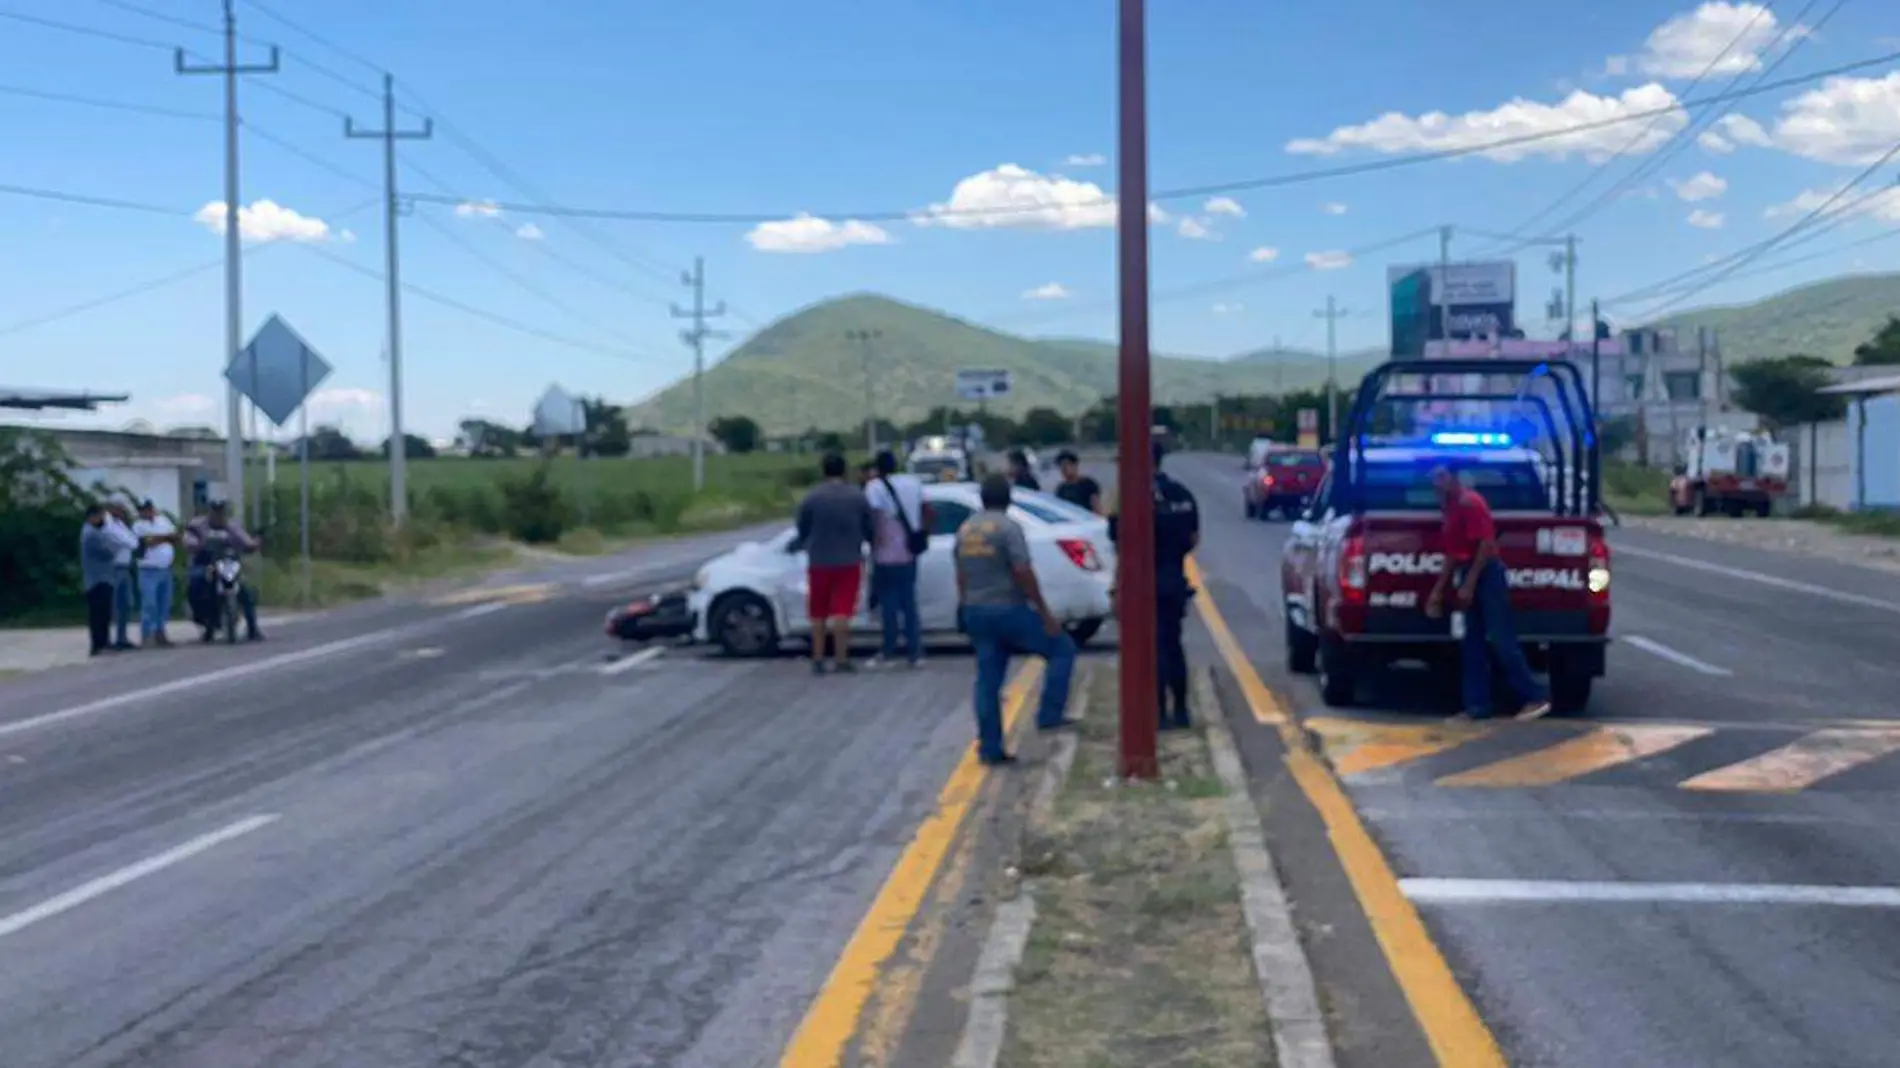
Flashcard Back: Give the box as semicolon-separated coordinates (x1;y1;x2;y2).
1587;531;1610;599
1339;532;1368;604
1260;473;1276;487
1057;538;1102;571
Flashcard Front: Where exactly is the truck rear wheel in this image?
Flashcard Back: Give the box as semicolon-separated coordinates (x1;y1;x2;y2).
1317;635;1357;706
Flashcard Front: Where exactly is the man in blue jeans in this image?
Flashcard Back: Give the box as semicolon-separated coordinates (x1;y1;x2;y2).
1424;465;1551;721
954;474;1077;765
865;450;930;668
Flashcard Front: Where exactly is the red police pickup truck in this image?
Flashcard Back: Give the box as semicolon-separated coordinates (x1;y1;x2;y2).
1278;358;1611;714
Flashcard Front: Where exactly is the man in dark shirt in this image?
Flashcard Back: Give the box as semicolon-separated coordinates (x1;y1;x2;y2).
1007;449;1041;491
1052;450;1102;513
796;452;874;675
1424;465;1550;721
1109;441;1201;727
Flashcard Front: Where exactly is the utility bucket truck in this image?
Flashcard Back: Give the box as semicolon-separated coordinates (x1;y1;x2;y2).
1669;427;1789;517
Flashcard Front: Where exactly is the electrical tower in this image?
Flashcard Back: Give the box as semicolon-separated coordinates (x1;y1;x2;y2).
673;258;728;491
175;0;277;528
345;74;432;525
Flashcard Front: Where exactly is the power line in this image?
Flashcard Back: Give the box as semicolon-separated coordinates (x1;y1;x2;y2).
0;180;187;215
243;121;378;187
397;48;1900;228
0;8;196;54
88;0;217;34
0;81;219;121
238;0;383;78
411;208;639;343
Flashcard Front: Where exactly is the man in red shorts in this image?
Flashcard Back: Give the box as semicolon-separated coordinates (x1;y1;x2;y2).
795;451;875;675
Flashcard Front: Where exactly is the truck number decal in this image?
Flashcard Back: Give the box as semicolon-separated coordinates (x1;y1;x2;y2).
1369;590;1418;608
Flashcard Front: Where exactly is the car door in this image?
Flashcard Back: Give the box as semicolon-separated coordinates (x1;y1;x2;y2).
916;497;976;630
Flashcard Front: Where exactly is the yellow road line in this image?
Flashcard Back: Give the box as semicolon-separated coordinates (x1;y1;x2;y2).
1437;725;1712;788
430;583;554;607
1307;716;1501;777
1680;728;1900;793
1185;557;1287;725
1194;580;1507;1067
777;662;1041;1068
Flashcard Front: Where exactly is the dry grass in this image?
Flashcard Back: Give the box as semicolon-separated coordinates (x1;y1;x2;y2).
1004;667;1276;1068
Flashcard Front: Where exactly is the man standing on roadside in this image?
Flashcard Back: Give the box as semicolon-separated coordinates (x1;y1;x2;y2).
132;499;178;647
795;451;873;675
1052;450;1102;513
78;504;130;657
105;502;139;651
1425;465;1550;722
1007;449;1041;492
955;474;1077;765
1108;440;1200;728
865;449;931;668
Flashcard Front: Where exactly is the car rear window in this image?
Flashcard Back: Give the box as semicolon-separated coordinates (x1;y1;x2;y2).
1012;492;1097;524
1266;451;1324;468
1360;461;1550;511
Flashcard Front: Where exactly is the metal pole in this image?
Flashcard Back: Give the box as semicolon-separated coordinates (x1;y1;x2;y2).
1590;298;1602;432
345;74;432;526
1437;224;1453;346
672;258;728;492
174;0;276;527
298;345;311;609
1315;297;1344;444
1116;0;1158;781
847;328;883;454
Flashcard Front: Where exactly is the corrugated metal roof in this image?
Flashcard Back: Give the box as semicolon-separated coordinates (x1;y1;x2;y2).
0;388;130;410
1818;374;1900;396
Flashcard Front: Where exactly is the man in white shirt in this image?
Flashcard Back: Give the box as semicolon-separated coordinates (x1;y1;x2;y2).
104;503;141;650
131;500;179;647
864;450;931;667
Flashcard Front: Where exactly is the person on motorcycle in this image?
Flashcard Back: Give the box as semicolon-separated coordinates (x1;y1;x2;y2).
183;499;263;643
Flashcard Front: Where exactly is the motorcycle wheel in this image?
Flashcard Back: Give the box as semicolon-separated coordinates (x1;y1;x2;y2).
224;599;239;644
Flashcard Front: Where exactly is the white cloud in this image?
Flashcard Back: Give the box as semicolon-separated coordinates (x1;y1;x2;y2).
515;223;546;241
1204;196;1245;218
1698;130;1735;154
1177;216;1217;240
308;387;381;414
1305;250;1353;270
1687;209;1725;229
454;199;502;218
914;163;1165;230
745;213;895;253
1771;72;1900;165
1668;170;1728;201
1248;246;1280;263
1716;114;1774;147
1212;301;1244;315
193;199;335;243
1766;185;1900;224
1022;282;1071;300
1063;152;1106;167
1286;84;1687;164
339;229;358;244
1610;3;1803;79
1320;202;1349;215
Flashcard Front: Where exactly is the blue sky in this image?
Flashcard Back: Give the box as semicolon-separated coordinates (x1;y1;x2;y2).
3;0;1899;441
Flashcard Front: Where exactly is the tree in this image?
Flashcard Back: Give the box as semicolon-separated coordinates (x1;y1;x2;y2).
0;428;96;622
305;425;362;461
709;415;762;454
582;397;630;458
384;433;437;460
1730;354;1845;429
1016;407;1072;446
457;418;520;458
1853;315;1900;366
1597;414;1637;456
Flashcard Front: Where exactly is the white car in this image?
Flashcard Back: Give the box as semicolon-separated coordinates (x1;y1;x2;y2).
688;483;1117;657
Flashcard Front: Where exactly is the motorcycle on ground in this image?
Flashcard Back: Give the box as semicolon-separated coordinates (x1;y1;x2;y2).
210;546;245;645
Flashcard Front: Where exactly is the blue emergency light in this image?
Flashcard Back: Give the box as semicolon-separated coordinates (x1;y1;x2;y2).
1430;431;1513;447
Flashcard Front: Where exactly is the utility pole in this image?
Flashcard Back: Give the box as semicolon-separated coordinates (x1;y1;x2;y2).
1437;224;1453;347
1315;296;1347;444
1590;298;1603;429
346;74;432;526
847;328;883;454
1208;392;1219;449
1563;233;1578;350
176;0;276;529
672;257;728;491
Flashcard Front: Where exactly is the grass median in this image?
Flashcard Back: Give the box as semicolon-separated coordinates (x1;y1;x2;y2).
1003;665;1276;1068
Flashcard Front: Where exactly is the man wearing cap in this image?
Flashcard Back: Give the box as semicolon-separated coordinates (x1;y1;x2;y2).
1425;465;1550;721
132;500;179;647
183;499;263;643
1108;440;1201;728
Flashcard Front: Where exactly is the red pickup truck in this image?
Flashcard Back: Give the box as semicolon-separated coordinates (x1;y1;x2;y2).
1278;358;1611;714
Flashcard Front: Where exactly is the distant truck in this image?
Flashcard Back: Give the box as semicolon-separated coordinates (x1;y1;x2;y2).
1668;427;1789;517
906;437;973;482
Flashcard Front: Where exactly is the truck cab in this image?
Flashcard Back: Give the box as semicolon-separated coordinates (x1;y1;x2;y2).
1670;426;1789;517
1279;359;1611;714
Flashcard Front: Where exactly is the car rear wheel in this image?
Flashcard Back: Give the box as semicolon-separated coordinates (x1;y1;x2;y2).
710;592;778;657
1284;606;1317;674
1317;635;1358;706
1066;618;1104;648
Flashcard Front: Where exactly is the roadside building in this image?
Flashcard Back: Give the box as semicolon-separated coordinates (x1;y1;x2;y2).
1783;373;1900;512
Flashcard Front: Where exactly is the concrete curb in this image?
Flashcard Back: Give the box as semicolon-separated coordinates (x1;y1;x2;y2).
947;663;1088;1068
1199;666;1340;1068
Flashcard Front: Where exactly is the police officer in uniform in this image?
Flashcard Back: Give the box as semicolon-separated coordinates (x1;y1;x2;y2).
1107;439;1201;728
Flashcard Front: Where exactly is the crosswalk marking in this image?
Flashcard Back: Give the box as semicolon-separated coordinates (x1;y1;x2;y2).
1306;717;1499;776
1436;725;1714;788
1679;729;1900;793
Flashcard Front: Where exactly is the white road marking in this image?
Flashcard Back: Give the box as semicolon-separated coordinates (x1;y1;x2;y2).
1623;635;1733;676
0;602;511;740
1401;877;1900;908
1615;543;1900;614
582;569;651;589
599;646;665;676
0;814;280;940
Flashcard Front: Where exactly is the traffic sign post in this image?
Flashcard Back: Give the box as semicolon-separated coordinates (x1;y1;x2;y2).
533;385;591;524
1297;407;1319;448
1116;0;1158;781
228;314;332;608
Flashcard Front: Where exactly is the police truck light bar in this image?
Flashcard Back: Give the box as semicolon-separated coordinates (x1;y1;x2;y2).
1430;431;1513;447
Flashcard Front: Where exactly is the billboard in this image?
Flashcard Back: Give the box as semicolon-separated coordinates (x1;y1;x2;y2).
956;368;1013;402
1388;261;1518;355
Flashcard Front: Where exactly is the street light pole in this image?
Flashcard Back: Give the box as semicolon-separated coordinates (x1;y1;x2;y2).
847;328;883;454
1116;0;1158;781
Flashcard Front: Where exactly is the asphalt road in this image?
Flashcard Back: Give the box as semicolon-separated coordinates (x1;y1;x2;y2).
1167;451;1900;1068
0;527;991;1068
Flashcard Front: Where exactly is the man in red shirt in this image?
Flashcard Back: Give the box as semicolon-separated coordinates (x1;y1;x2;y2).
1425;465;1550;721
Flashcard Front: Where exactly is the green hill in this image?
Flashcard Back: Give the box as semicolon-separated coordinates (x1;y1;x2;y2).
627;294;1379;434
1648;272;1900;365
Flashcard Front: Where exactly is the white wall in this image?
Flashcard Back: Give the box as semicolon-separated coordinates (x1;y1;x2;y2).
1789;418;1854;510
68;464;187;517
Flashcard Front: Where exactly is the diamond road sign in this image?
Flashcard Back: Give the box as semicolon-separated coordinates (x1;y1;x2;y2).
226;314;332;427
533;385;586;438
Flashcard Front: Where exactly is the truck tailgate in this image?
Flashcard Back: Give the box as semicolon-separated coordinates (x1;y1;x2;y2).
1355;514;1607;638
